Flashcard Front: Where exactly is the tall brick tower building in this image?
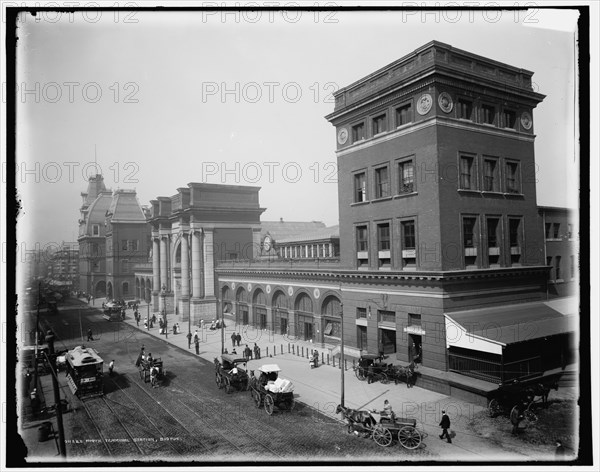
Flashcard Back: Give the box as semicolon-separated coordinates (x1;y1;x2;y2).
327;41;545;273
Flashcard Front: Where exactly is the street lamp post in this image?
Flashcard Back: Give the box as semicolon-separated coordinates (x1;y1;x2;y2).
161;283;167;339
340;302;345;408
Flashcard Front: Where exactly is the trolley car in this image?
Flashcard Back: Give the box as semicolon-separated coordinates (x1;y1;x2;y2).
65;345;104;399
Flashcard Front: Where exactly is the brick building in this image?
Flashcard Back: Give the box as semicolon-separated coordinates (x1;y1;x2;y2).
215;42;577;402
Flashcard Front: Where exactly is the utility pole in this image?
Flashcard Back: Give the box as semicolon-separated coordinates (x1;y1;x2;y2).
340;302;345;408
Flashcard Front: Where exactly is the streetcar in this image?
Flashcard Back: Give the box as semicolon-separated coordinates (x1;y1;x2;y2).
65;345;104;399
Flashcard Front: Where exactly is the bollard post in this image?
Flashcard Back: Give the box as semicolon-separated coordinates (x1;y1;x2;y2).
292;345;295;355
333;356;335;368
301;346;304;358
281;344;283;355
327;354;330;365
344;359;347;371
288;343;290;353
266;347;269;357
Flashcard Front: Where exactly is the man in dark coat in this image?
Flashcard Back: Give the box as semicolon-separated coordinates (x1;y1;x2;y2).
194;338;200;355
231;332;237;348
186;331;192;349
236;333;242;347
439;410;452;443
87;328;94;341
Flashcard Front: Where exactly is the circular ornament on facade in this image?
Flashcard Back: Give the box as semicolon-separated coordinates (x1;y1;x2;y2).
337;127;349;145
313;288;320;299
266;285;271;294
263;235;272;252
231;282;236;290
520;111;533;130
438;92;453;113
247;283;252;292
288;286;294;297
417;93;433;115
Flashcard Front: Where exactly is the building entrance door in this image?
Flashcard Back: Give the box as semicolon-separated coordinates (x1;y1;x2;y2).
280;318;288;335
357;326;368;352
379;328;397;355
241;306;249;325
304;322;313;341
409;334;422;365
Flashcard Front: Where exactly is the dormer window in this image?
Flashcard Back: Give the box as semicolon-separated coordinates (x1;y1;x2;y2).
92;224;100;236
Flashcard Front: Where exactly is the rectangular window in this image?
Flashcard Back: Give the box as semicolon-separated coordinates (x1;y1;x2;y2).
401;220;416;268
502;109;516;129
396;103;413;126
378;310;395;323
92;224;100;236
377;223;390;251
545;222;552;239
356;225;369;268
128;240;139;252
457;99;473;120
483;158;498;192
487;218;500;266
505;161;520;193
398;160;415;193
375;166;390;198
546;256;553;279
460;155;475;190
408;313;421;327
121;259;129;273
354;172;367;203
356;307;367;319
463;218;476;248
553;223;560;239
509;218;522;265
463;217;478;267
356;226;368;252
352;122;365;142
567;224;573;239
372;114;387;135
122;240;128;251
377;223;391;269
481;104;495;125
555;256;562;280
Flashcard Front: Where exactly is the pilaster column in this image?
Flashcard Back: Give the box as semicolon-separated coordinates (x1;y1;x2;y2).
181;232;190;298
203;228;215;297
329;243;333;257
159;236;168;311
152;235;160;309
191;229;202;299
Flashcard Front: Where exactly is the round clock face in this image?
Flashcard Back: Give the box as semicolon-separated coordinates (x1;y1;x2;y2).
520;112;533;130
263;236;272;252
438;92;453;113
417;93;433;115
337;127;349;145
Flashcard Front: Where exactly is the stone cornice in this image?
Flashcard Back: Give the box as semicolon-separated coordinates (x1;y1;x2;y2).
215;265;549;284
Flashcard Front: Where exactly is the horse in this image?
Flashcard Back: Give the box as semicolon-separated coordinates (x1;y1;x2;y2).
335;404;376;429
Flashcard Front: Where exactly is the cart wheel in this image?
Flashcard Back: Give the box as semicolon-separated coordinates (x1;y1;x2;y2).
215;373;223;389
488;398;502;418
510;405;522;425
252;390;261;408
356;368;366;381
379;373;390;384
225;379;233;394
372;425;393;447
264;394;275;415
398;426;421;450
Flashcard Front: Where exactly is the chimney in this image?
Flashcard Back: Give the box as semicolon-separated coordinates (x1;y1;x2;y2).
280;217;283;223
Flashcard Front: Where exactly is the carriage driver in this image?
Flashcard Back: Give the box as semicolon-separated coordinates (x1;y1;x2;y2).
376;399;396;422
229;362;239;376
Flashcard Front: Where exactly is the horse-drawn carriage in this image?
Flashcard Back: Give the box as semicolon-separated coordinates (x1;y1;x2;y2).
487;373;562;423
354;354;390;384
336;404;422;449
248;364;295;415
138;357;166;387
214;354;250;393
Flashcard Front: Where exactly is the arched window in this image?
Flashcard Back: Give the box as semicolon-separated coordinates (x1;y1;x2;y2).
175;244;181;264
272;290;288;309
123;282;129;296
222;286;232;302
321;295;341;317
236;288;247;303
253;289;266;306
295;293;313;313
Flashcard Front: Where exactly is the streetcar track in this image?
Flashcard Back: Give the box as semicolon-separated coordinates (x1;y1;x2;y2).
117;373;214;455
104;375;203;456
78;397;113;457
169;379;285;458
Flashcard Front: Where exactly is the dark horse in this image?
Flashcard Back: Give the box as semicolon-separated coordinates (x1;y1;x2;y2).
336;404;376;429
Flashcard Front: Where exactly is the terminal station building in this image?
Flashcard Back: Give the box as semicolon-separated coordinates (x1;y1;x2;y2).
129;42;577;402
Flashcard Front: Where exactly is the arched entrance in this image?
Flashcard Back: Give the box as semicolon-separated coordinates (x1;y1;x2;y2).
236;287;248;326
272;290;289;335
321;295;342;344
107;282;113;300
95;280;106;298
294;292;314;341
252;289;267;330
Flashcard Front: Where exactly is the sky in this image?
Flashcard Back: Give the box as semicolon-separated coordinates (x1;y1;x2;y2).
10;6;583;249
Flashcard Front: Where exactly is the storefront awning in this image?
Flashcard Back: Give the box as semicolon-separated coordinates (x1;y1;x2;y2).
445;297;578;355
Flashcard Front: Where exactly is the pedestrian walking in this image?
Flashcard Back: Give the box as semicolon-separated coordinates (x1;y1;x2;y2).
87;328;94;341
244;344;252;360
253;343;260;359
231;332;237;348
439;410;452;443
236;333;242;347
108;360;115;376
186;331;192;349
195;338;200;355
194;329;199;344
